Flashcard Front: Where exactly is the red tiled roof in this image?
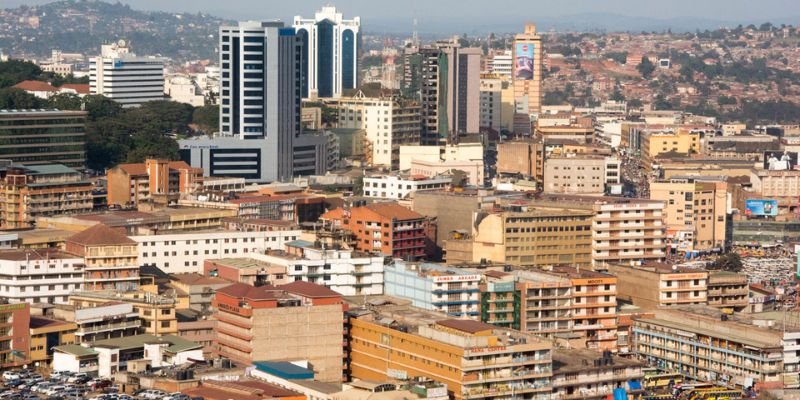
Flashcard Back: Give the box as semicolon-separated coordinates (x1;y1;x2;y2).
216;282;285;301
436;319;496;334
115;163;148;176
279;280;342;298
364;202;424;221
66;224;136;246
59;84;90;94
13;80;57;92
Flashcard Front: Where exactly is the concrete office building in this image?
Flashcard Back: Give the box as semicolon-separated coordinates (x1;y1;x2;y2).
445;207;593;268
347;301;553;400
336;94;421;169
496;139;544;182
0;249;84;305
479;75;503;131
416;40;481;144
533;195;667;266
362;173;451;200
513;24;543;117
0;164;93;229
640;130;701;169
650;177;728;251
632;308;789;389
293;6;360;98
707;271;749;312
133;228;302;274
69;290;177;337
384;261;480;318
180;21;301;183
213;281;346;382
0;109;87;168
543;156;620;195
551;349;644;400
52;302;141;344
608;263;707;309
89;40;164;107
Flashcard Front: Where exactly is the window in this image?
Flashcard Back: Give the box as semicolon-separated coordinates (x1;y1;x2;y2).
161;309;170;315
161;321;171;328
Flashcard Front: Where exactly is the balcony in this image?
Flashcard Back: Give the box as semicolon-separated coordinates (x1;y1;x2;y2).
77;320;141;335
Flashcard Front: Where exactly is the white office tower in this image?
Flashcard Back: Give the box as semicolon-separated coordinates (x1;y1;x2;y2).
179;21;302;183
293;6;360;99
89;40;164;107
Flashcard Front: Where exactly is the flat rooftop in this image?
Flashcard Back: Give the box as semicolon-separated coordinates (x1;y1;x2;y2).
0;249;80;261
552;348;643;374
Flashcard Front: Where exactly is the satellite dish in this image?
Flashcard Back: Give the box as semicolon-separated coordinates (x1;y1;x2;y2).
118;39;127;47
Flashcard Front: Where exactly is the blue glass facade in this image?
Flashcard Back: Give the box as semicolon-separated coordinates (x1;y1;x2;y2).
341;29;355;90
316;20;334;98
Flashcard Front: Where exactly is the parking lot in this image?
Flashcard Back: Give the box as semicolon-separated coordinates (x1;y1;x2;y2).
0;369;198;400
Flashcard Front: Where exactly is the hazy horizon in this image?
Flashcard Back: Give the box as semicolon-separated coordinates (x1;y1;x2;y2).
4;0;800;33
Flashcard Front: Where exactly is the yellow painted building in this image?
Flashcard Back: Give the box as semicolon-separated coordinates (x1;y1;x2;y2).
641;130;701;167
69;291;177;336
347;300;552;400
29;316;77;367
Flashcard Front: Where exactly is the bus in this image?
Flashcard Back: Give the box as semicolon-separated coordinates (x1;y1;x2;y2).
643;369;684;390
673;384;742;400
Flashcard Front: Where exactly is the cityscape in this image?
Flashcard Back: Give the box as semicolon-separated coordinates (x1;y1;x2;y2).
1;0;800;399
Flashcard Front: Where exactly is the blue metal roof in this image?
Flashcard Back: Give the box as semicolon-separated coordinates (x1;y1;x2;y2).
253;361;314;380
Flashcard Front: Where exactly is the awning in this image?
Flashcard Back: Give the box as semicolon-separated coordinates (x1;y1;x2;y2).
628;380;642;390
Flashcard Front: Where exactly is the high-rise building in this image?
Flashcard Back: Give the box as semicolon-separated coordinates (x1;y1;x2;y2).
415;40;481;145
293;6;360;99
650;176;728;251
89;40;164;108
0;110;87;168
513;24;543;118
180;21;301;183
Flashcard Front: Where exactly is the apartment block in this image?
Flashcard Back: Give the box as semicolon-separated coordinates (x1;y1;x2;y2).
513;24;543;116
251;240;384;296
650;177;728;251
480;271;520;330
707;271;749;312
90;40;165;107
384;261;480;318
445;207;593;268
107;159;202;206
132;228;302;274
322;202;431;260
515;270;573;336
347;301;552;400
213;281;346;382
0;303;31;369
608;263;707;309
0;164;93;229
0;110;87;168
632;308;787;389
168;273;232;313
69;290;177;337
0;249;84;305
65;224;139;292
336;96;422;169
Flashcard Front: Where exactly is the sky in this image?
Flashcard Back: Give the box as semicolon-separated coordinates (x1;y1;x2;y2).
3;0;800;32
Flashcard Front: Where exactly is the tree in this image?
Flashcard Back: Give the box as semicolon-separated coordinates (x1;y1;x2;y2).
83;95;123;121
192;105;219;133
605;51;628;65
637;57;656;79
0;60;42;88
610;88;625;102
711;253;742;272
47;93;83;110
0;88;44;109
627;99;643;109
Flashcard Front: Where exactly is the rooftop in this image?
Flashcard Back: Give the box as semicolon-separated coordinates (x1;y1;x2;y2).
0;249;80;262
253;361;314;380
552;348;643;374
67;224;136;246
364;202;425;221
91;334;202;354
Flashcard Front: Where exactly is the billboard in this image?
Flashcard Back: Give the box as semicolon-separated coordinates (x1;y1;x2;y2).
764;151;798;171
745;199;778;217
515;43;534;80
